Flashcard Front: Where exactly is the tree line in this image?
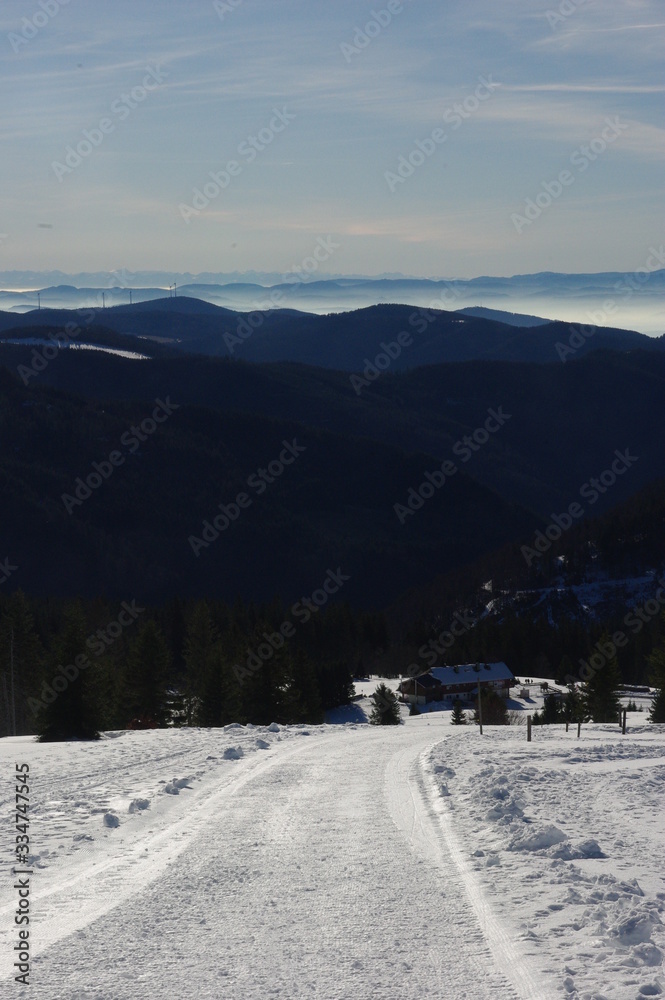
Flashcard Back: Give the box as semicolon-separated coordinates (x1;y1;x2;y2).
0;592;387;740
1;588;663;741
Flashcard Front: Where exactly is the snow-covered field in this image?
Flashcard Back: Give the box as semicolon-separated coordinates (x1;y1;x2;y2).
333;675;653;725
1;715;663;998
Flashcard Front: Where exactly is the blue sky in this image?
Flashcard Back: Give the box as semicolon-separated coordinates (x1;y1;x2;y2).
1;0;663;278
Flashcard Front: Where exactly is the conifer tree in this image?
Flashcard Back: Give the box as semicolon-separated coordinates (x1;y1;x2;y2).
472;687;508;725
125;621;171;727
183;601;219;725
0;591;44;736
563;684;585;723
234;621;289;725
37;603;101;742
197;643;242;727
541;693;561;725
649;686;665;724
282;648;324;724
582;642;622;723
647;616;665;723
369;683;401;725
556;654;575;686
451;700;466;725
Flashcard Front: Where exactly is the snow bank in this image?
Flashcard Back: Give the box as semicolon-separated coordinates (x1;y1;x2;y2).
427;725;665;1000
508;824;568;852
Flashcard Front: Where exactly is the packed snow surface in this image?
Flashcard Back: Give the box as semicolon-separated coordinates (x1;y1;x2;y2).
0;718;663;998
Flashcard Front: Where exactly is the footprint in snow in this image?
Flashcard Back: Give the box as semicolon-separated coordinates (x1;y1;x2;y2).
128;798;150;813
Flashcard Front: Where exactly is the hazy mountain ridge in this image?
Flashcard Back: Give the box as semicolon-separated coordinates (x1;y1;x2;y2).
2;299;664;616
1;268;663;333
0;299;660;370
457;307;551;327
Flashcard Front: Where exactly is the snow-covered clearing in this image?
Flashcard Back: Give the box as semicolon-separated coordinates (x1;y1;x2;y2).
1;718;663;998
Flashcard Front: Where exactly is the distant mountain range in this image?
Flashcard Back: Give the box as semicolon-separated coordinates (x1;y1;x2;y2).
456;307;550;327
1;337;664;608
1;287;664;613
1;268;663;334
0;299;661;370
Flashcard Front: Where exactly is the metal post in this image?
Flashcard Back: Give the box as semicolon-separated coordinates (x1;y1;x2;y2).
622;708;627;735
527;715;532;742
477;683;483;735
577;721;581;738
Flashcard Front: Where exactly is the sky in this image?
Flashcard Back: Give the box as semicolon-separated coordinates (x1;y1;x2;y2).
1;0;664;279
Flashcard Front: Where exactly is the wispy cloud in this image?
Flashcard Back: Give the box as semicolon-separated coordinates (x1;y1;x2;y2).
0;0;662;276
506;83;665;94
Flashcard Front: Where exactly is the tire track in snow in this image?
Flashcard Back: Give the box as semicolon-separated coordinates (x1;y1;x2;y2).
386;741;557;1000
0;733;333;982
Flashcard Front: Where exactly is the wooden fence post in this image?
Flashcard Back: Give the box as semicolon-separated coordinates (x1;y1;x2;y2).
622;708;627;735
577;721;581;738
527;715;532;742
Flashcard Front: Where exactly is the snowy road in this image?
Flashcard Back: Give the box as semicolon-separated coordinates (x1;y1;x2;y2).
1;719;553;999
1;720;663;998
